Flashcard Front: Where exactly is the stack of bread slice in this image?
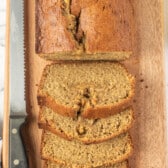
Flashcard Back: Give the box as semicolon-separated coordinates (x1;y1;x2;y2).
37;62;135;168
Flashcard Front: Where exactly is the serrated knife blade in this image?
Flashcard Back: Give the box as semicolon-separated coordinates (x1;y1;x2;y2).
9;0;28;167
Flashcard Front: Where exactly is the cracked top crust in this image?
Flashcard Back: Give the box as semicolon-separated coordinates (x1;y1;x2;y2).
36;0;79;53
36;0;134;60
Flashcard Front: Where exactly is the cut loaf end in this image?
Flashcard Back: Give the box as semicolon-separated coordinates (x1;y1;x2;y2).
38;52;132;61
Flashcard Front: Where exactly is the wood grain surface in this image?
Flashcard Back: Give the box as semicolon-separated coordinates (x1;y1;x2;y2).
3;0;166;168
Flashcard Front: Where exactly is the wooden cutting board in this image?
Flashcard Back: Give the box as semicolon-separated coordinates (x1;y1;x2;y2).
3;0;166;168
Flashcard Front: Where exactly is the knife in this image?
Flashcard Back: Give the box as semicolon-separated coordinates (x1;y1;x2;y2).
9;0;28;167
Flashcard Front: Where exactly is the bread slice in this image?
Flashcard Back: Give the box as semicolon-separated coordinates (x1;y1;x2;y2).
39;106;134;144
43;160;129;168
41;131;133;168
38;62;135;119
36;0;134;61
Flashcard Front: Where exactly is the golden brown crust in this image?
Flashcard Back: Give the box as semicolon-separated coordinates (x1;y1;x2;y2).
79;0;133;53
38;92;134;119
38;95;76;118
37;61;135;119
38;122;73;142
41;131;133;168
38;107;134;144
36;0;78;54
39;121;134;145
82;75;135;119
38;109;73;142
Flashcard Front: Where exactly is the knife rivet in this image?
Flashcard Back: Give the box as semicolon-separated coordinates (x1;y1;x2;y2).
12;128;17;134
13;159;20;165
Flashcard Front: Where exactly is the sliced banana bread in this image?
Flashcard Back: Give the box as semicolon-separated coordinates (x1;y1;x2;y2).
39;106;134;144
38;62;135;119
41;131;133;168
36;0;134;60
43;160;129;168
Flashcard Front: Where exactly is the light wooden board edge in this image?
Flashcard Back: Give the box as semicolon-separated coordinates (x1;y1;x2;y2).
162;0;168;165
2;0;10;167
163;0;168;167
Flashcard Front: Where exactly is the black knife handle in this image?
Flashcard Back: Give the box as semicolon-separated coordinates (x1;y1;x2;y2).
9;117;28;168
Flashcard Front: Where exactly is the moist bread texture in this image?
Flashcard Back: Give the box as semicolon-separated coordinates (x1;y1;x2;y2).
41;131;133;168
38;62;135;119
39;106;134;144
43;160;129;168
36;0;134;60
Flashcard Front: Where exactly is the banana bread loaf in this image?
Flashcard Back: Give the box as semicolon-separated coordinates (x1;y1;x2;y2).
36;0;134;60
